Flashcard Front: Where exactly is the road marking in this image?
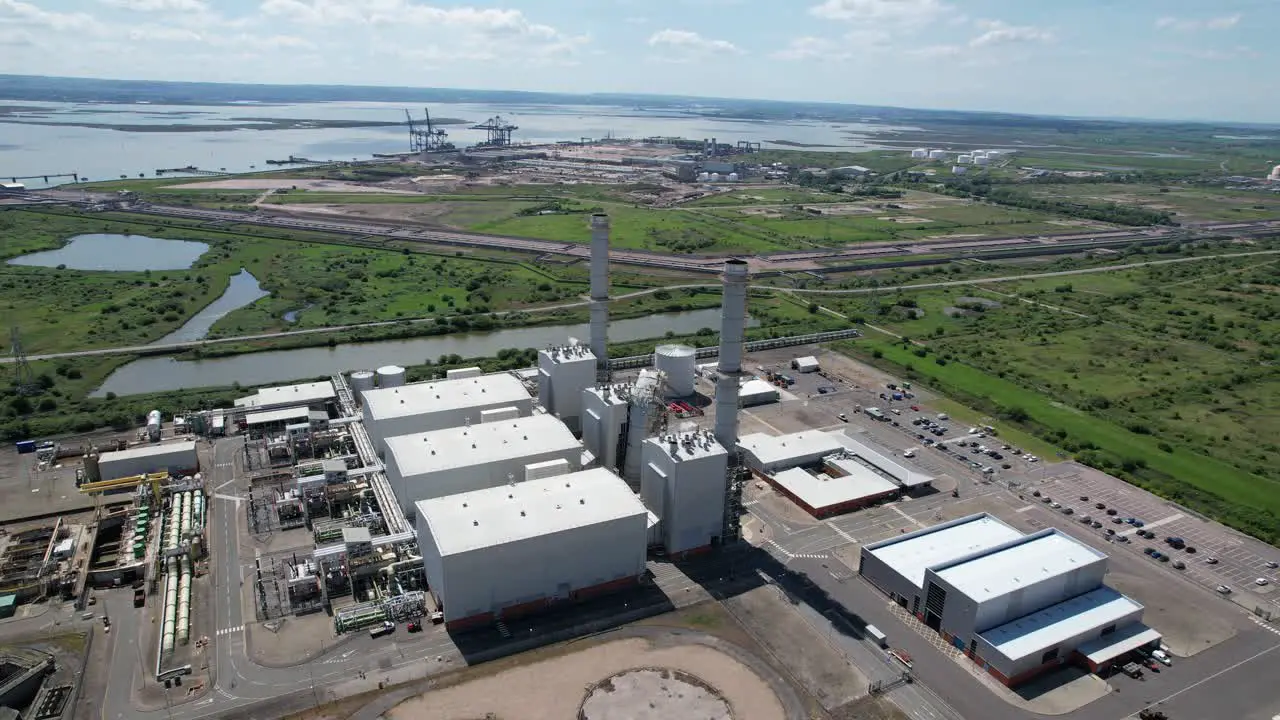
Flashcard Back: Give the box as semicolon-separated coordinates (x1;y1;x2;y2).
793;553;829;560
1140;639;1280;711
1252;618;1280;638
825;521;857;544
890;504;926;529
765;540;795;559
217;625;244;636
1015;504;1036;513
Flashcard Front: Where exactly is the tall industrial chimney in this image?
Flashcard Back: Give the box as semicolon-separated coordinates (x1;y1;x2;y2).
714;259;749;455
589;214;610;367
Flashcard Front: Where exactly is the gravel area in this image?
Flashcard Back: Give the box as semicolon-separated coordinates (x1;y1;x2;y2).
386;638;784;720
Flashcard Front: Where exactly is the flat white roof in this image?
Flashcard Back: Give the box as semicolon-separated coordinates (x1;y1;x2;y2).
415;467;647;556
245;406;311;426
829;431;933;487
740;379;780;399
738;430;843;468
363;373;530;422
99;440;197;463
235;381;334;409
772;467;897;510
385;414;579;478
865;514;1022;589
793;356;819;367
935;531;1106;603
644;431;727;462
342;527;372;544
979;587;1145;662
1076;623;1162;665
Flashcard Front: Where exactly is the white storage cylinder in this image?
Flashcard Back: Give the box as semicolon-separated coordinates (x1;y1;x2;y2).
654;344;697;397
350;370;376;395
377;365;406;389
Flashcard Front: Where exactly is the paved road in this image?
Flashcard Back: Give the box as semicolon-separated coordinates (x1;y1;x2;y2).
6;249;1275;364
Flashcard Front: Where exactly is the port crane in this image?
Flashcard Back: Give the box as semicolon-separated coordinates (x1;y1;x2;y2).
470;115;518;147
406;108;454;153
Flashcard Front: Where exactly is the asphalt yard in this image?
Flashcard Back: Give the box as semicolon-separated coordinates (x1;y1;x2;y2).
1030;463;1280;615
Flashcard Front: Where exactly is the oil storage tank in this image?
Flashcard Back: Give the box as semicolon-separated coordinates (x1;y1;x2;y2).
654;344;697;397
349;370;376;395
377;365;406;389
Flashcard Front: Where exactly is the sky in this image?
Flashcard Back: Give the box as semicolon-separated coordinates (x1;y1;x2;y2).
0;0;1277;122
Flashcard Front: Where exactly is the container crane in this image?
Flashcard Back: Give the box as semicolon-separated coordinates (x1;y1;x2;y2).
405;108;454;153
470;115;518;147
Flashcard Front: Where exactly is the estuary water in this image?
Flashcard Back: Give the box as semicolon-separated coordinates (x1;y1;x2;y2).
1;100;901;185
6;234;209;271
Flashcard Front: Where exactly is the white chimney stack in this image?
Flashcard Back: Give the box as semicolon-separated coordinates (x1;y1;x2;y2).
714;259;749;455
589;214;610;367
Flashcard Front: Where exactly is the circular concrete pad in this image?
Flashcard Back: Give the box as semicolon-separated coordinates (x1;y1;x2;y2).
581;668;732;720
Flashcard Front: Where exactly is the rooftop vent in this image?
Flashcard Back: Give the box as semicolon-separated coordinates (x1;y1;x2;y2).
520;511;526;517
473;520;479;527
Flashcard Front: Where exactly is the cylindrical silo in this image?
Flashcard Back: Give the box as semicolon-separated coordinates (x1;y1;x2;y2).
589;214;611;366
714;260;749;454
376;365;406;389
349;370;375;395
654;344;697;397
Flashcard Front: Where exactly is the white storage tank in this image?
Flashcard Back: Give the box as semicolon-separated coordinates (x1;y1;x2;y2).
957;154;972;164
697;172;710;182
710;173;721;182
349;370;375;395
952;166;968;175
727;172;739;182
974;155;991;166
654;344;697;397
911;148;928;159
928;150;948;161
377;365;406;389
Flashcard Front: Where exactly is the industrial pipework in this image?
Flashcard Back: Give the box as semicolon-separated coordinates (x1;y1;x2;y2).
589;214;610;368
714;260;749;455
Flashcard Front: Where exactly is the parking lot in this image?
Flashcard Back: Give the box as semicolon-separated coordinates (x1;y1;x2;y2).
1030;464;1280;614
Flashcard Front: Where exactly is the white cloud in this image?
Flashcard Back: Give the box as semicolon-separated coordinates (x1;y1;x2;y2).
0;0;98;31
100;0;208;11
810;0;949;24
771;36;850;61
648;28;741;59
0;28;35;46
969;19;1053;48
908;44;962;59
1156;14;1241;32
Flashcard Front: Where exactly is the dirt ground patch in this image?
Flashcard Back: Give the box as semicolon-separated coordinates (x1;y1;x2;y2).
581;668;731;720
166;178;421;193
725;586;866;710
384;637;785;720
878;216;931;224
829;695;909;720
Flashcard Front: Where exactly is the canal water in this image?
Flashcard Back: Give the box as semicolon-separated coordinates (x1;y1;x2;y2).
6;234;209;271
152;269;270;345
92;307;750;397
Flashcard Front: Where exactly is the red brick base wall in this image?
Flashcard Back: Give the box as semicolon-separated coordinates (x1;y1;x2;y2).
444;575;642;631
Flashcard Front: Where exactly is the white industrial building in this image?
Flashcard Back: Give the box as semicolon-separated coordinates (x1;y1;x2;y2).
640;430;728;555
739;378;780;407
382;414;582;511
415;467;650;630
738;430;844;475
830;432;934;490
790;356;820;373
361;373;533;452
860;515;1159;686
234;381;335;412
537;344;597;432
581;384;630;472
98;441;199;481
767;465;898;518
911;148;929;159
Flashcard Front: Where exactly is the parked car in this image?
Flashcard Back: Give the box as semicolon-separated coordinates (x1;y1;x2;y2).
1158;554;1170;563
1205;557;1219;565
1185;546;1197;554
1112;517;1126;524
1050;502;1062;509
1091;521;1103;529
1062;507;1074;515
407;620;423;632
1151;649;1172;666
1267;561;1279;569
369;621;395;639
903;449;916;458
1217;585;1232;594
910;405;920;411
1144;547;1157;556
1173;560;1186;570
1256;578;1270;587
890;648;913;668
1106;508;1119;516
1079;495;1089;502
1095;502;1106;509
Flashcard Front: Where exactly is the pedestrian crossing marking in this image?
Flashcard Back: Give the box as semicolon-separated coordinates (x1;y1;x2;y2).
216;625;243;636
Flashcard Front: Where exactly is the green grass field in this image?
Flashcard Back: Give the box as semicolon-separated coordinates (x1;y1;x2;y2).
825;252;1280;541
1025;183;1280;222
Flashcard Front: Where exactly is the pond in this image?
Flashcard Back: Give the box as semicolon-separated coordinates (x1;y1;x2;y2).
6;234;210;271
92;307;751;396
152;269;270;345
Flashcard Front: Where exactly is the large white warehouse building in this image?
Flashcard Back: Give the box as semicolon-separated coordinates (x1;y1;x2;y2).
415;467;650;630
361;373;533;452
383;414;582;512
97;441;199;481
860;514;1159;686
639;430;728;555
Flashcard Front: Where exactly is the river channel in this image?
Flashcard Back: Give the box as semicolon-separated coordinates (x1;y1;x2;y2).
92;307;750;397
